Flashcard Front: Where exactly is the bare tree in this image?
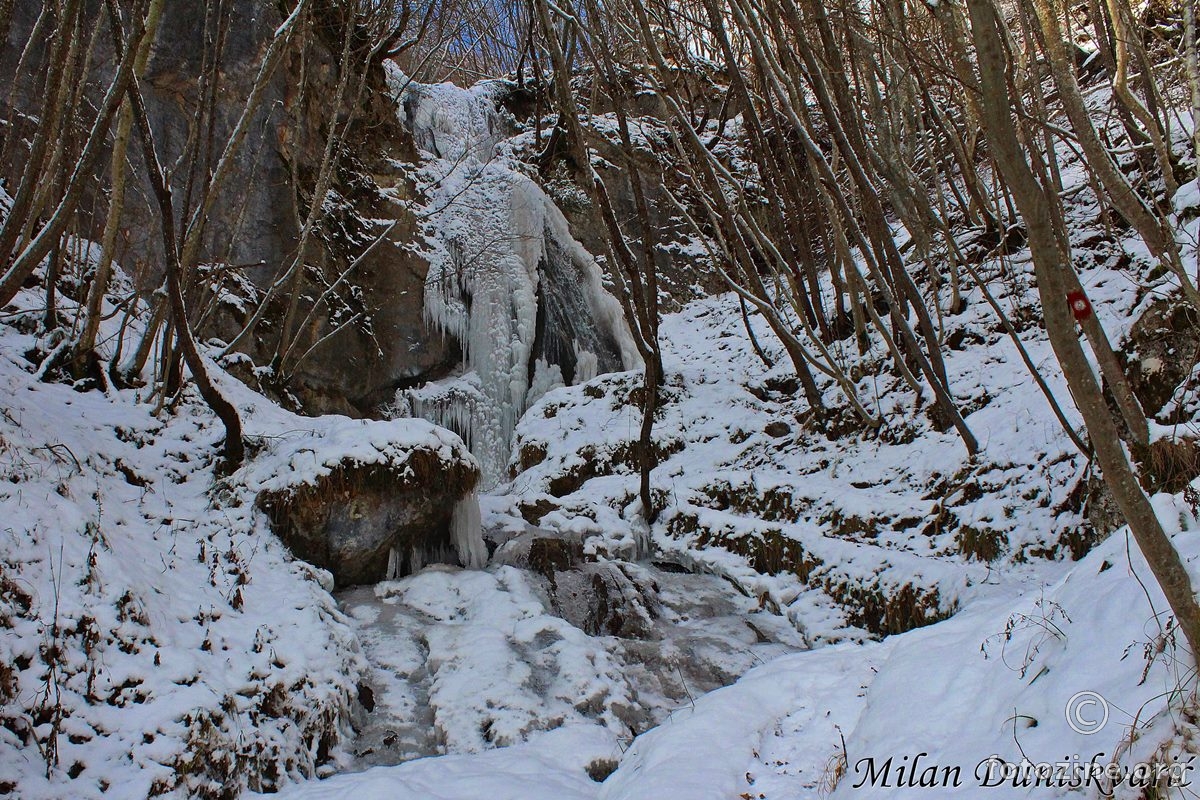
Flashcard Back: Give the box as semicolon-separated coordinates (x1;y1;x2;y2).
0;0;149;311
103;0;245;466
531;0;667;522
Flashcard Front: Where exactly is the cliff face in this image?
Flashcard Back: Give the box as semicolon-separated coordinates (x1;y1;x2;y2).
1;0;459;415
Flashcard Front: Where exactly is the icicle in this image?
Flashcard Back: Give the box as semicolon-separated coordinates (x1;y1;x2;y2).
450;489;487;569
573;344;599;384
526;358;565;407
632;518;652;562
386;547;400;581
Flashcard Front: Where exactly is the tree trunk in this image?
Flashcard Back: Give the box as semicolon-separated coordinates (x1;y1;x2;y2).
117;0;243;469
0;0;144;310
74;0;165;374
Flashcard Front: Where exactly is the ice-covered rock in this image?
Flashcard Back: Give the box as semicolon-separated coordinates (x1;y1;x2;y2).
388;67;639;487
494;530;661;639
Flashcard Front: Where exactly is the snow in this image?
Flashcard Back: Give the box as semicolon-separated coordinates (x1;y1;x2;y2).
1175;179;1200;216
6;53;1200;800
236;415;475;498
0;257;484;796
832;497;1200;799
599;642;889;800
0;287;370;797
249;725;618;800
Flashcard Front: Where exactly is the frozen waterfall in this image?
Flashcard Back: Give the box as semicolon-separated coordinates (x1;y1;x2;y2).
386;67;639;488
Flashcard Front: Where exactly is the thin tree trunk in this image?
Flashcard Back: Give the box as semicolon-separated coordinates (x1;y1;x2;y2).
1102;0;1177;196
0;0;146;310
74;0;165;375
116;0;243;468
1187;0;1200;189
539;0;665;522
1031;0;1193;307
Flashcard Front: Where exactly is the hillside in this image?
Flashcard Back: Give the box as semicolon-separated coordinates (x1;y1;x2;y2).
3;0;1200;798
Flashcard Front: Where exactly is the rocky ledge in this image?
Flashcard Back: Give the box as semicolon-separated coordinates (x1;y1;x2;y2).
240;418;486;586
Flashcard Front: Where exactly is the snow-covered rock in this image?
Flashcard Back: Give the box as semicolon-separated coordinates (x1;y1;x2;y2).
245;418;485;585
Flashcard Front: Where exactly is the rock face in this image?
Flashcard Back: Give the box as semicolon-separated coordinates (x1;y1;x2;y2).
179;3;460;416
246;419;486;587
0;0;459;415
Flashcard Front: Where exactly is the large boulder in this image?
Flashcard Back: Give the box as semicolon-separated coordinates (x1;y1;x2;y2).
243;418;486;586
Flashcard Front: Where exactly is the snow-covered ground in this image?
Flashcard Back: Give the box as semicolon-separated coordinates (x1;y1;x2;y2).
0;295;363;796
4;74;1200;800
0;275;480;797
254;501;1200;800
250;96;1200;799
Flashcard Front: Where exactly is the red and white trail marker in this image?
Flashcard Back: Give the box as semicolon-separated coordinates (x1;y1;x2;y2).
1066;290;1092;322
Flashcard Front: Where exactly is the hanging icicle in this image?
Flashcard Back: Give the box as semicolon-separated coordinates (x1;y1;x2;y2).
450;489;487;570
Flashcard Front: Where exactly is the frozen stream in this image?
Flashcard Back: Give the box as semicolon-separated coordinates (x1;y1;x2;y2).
338;532;809;771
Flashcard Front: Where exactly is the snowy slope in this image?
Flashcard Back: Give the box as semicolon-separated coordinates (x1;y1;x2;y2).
260;503;1200;800
501;284;1092;643
0;274;482;797
251;725;619;800
497;106;1200;645
256;101;1200;800
595;494;1200;800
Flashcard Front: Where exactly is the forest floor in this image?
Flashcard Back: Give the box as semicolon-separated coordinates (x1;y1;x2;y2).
3;90;1200;800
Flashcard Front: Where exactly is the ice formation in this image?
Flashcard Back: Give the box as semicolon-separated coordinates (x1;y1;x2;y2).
387;66;639;487
451;489;488;569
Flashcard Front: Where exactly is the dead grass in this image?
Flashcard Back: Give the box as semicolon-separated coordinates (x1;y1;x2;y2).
692;524;823;582
823;580;954;636
956;524;1009;562
1134;437;1200;494
545;439;684;497
701;480;809;523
